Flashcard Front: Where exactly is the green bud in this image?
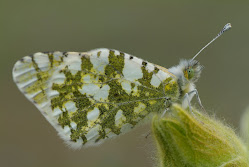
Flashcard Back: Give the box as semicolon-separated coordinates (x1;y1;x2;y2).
152;103;249;167
240;106;249;150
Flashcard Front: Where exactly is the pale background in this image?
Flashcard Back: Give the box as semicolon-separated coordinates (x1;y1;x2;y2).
1;1;249;167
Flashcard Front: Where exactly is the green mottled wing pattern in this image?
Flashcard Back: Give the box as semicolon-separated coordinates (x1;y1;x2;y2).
12;48;179;148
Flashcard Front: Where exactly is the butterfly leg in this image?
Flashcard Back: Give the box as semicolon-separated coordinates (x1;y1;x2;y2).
190;89;206;112
183;93;193;112
182;89;206;113
161;107;170;118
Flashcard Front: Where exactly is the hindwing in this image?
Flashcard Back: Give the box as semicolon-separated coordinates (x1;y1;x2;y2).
12;48;179;148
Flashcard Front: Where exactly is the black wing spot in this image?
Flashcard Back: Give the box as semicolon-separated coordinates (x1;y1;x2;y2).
142;61;147;66
154;67;159;73
129;56;134;60
120;52;125;56
63;52;68;57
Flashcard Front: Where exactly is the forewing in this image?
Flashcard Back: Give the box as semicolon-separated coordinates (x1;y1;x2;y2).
12;48;176;149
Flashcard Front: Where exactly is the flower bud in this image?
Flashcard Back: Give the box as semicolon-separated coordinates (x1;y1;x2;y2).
241;105;249;150
152;103;249;167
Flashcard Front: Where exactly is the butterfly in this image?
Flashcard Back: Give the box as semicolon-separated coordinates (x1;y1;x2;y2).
12;23;231;149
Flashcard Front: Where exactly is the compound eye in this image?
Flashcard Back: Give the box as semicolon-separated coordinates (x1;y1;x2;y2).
187;69;194;79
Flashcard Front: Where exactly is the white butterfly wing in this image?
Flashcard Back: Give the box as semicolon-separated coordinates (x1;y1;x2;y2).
13;49;178;149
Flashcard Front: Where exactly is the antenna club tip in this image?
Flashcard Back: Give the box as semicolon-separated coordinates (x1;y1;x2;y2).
191;23;232;61
224;23;232;31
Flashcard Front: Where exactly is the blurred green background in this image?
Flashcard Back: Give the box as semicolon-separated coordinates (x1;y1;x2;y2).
1;1;249;167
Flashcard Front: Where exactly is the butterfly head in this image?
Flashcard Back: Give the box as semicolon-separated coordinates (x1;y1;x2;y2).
183;60;204;83
169;59;204;87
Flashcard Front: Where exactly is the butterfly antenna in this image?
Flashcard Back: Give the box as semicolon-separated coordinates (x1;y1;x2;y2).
191;23;232;61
